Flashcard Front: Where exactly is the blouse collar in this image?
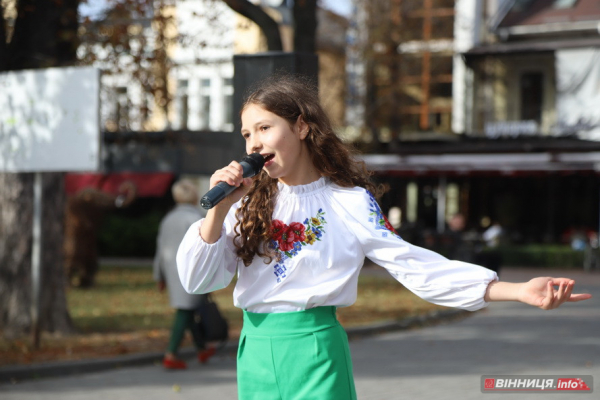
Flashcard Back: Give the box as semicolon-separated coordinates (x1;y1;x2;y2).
277;176;328;197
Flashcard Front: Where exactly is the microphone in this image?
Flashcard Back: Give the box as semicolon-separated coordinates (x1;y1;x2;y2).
200;153;265;209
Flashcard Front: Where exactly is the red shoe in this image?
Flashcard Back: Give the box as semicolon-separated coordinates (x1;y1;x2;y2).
198;347;216;364
163;357;187;370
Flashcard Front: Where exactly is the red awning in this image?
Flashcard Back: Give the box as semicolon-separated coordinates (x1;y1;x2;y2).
65;172;174;197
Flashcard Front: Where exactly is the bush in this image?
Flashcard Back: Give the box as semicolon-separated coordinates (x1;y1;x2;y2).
98;211;164;257
482;244;584;269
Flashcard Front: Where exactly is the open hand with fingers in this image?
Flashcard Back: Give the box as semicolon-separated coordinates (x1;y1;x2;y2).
518;277;592;310
484;277;592;308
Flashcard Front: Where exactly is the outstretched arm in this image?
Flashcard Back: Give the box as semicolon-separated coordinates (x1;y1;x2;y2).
484;277;592;310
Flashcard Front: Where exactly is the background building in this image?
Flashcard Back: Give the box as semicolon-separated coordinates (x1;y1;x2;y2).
78;0;600;259
354;0;600;250
464;0;600;140
73;0;350;257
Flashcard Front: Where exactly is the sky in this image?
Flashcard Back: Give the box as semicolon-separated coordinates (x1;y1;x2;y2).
78;0;109;19
79;0;353;20
321;0;352;17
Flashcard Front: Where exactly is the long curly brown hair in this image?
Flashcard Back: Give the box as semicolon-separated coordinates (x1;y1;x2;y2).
234;74;382;266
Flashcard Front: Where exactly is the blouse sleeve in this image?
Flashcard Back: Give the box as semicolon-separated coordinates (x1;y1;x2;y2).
331;186;498;311
176;207;240;294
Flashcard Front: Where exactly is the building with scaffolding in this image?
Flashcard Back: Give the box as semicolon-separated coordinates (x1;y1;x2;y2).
354;0;600;253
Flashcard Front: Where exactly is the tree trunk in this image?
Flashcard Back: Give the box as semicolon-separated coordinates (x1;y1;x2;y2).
0;174;35;336
38;173;73;333
0;3;7;71
0;0;79;337
293;0;317;53
0;173;73;337
7;0;79;70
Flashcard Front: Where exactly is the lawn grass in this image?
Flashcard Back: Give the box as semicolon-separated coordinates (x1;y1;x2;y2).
68;266;174;333
1;264;449;366
67;265;448;333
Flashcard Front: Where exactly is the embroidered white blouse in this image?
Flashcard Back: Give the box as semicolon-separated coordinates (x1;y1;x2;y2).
176;177;498;313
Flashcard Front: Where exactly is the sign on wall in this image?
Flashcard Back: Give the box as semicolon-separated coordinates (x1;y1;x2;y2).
0;66;100;172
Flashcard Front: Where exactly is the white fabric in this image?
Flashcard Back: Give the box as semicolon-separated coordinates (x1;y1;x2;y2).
555;48;600;140
177;177;498;313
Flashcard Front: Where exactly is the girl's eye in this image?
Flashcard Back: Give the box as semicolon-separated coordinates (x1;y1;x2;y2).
242;133;250;139
260;125;269;131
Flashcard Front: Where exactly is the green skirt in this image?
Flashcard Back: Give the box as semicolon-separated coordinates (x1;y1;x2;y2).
237;306;357;400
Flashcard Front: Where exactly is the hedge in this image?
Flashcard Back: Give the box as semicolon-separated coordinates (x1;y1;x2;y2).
482;244;585;269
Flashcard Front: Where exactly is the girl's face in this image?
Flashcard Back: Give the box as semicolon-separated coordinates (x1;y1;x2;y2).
241;104;319;186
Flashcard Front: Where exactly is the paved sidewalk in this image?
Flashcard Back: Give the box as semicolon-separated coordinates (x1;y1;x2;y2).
0;268;598;399
352;268;600;399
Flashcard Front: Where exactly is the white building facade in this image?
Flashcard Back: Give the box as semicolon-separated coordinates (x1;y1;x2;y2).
170;0;236;132
79;0;236;133
456;0;600;140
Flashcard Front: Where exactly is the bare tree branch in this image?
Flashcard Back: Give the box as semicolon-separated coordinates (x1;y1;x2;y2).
221;0;282;51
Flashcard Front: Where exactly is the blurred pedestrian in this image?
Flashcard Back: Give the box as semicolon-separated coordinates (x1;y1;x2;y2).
154;178;215;370
64;180;136;287
477;221;504;273
482;221;503;248
448;213;466;233
440;213;474;262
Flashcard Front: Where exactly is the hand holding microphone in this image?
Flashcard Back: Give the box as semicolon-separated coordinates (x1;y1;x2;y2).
201;153;265;210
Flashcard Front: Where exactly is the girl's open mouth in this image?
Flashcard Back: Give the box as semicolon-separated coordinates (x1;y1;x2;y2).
263;154;275;166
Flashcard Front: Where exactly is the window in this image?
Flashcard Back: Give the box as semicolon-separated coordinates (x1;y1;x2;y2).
431;16;454;40
200;79;211;130
406;182;418;223
520;72;543;123
115;87;129;131
223;78;234;126
177;80;189;130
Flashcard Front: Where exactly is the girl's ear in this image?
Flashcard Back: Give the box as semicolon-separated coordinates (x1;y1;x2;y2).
295;115;309;140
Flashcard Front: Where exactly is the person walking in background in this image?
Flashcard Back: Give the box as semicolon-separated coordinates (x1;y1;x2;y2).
176;74;591;399
483;221;503;248
442;213;474;262
65;180;137;287
154;179;215;370
478;220;504;273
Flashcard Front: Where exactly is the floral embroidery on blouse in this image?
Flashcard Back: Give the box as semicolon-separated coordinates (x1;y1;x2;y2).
366;191;400;238
270;209;327;283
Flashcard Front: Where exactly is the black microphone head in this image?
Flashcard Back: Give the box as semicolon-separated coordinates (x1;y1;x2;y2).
242;153;265;174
